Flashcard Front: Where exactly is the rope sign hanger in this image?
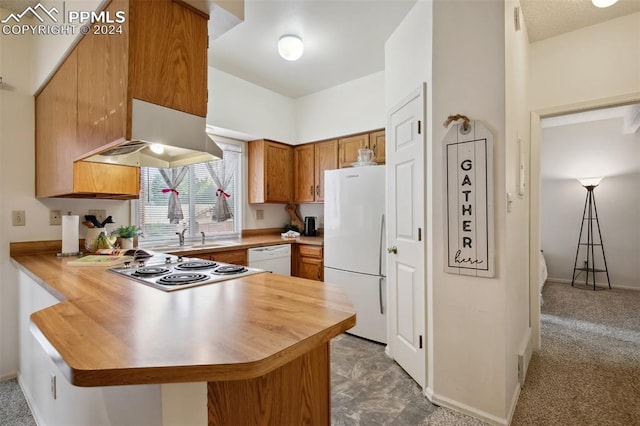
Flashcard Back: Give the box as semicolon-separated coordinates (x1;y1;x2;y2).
443;114;471;134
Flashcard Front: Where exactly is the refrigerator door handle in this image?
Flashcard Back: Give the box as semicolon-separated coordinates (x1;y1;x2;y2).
378;213;385;276
379;276;385;314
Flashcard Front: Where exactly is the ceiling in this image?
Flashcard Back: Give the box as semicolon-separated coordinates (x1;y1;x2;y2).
520;0;640;42
208;0;416;98
2;0;638;99
210;0;640;98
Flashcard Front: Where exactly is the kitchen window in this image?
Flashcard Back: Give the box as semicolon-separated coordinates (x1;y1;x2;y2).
135;141;242;243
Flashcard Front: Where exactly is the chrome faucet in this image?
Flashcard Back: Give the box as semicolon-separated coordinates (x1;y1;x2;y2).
200;231;206;244
176;227;188;246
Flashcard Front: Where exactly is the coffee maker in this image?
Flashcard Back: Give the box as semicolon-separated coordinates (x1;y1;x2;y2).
303;216;317;236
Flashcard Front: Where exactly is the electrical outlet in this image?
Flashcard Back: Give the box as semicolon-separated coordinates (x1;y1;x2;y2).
88;209;107;224
50;210;62;226
12;210;25;226
50;373;57;399
256;209;264;220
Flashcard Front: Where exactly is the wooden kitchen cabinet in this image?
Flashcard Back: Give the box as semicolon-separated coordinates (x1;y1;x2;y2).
191;249;247;266
248;140;293;203
369;130;386;164
338;133;369;168
211;249;247;266
337;129;386;168
314;140;338;202
295;245;324;282
35;0;207;198
293;140;338;203
36;51;78;197
294;144;315;203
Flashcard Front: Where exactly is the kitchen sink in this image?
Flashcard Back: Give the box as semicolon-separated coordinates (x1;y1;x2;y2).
147;245;193;252
190;241;237;249
146;241;236;252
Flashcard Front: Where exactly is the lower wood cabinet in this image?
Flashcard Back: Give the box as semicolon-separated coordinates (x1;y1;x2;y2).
192;249;247;266
294;245;323;282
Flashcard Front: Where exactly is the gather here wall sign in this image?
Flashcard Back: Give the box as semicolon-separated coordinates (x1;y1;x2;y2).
444;121;495;277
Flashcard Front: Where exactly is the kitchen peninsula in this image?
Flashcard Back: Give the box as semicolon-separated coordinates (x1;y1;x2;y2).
12;250;355;425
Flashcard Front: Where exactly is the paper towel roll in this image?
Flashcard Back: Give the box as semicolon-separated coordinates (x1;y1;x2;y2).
62;215;79;254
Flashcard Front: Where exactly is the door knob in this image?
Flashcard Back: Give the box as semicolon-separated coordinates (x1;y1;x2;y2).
387;246;397;254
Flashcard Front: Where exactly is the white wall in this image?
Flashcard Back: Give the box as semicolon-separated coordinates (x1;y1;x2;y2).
0;5;129;379
295;71;385;143
541;117;640;290
431;0;510;423
529;12;640;112
207;67;297;143
386;0;520;423
504;0;531;419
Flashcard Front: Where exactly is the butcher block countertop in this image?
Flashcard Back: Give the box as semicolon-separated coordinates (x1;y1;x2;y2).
11;253;354;388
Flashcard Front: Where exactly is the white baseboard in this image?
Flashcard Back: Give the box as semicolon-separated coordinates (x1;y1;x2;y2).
429;391;508;425
507;382;521;425
547;277;640;291
517;328;532;387
0;371;17;381
18;375;46;426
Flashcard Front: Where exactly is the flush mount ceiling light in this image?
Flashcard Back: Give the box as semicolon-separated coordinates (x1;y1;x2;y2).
278;35;304;61
592;0;619;8
149;143;165;154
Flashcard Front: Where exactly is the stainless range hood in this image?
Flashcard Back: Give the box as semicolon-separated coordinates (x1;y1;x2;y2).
82;99;223;168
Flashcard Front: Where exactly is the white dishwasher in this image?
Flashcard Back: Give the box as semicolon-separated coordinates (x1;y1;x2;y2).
248;244;291;276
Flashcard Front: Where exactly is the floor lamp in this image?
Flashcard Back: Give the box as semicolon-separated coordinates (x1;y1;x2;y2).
571;177;611;290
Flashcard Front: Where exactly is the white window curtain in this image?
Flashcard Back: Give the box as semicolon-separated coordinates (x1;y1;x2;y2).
206;153;239;222
159;167;188;224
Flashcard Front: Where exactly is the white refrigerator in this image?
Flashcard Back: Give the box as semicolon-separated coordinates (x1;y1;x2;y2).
324;165;386;344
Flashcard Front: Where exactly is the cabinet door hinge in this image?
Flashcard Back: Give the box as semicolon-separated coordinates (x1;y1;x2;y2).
419;335;423;349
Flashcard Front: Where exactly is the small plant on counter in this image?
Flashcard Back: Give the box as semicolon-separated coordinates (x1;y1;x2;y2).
113;225;140;238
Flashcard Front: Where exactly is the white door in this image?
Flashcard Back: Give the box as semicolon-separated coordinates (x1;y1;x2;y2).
386;85;426;388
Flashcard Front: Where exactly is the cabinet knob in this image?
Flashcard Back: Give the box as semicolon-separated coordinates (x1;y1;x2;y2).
387;246;398;254
310;185;314;196
316;185;320;196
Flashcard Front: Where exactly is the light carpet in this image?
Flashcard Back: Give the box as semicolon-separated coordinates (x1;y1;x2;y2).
512;281;640;425
0;378;35;426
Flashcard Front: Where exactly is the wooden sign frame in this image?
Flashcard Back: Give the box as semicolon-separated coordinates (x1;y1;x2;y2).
443;120;495;277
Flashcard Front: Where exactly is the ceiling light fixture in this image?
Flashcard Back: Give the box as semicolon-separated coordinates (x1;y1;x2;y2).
592;0;619;8
149;143;165;154
278;35;304;61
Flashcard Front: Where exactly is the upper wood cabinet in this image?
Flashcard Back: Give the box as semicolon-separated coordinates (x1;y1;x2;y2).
35;0;207;198
337;129;386;168
128;0;208;117
248;140;293;203
294;140;338;203
338;133;369;168
369;130;386;164
294;144;315;203
314;140;338;202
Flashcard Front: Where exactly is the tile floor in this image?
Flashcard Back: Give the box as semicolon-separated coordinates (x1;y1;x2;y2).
330;333;483;425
